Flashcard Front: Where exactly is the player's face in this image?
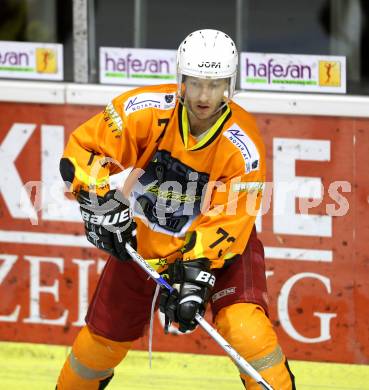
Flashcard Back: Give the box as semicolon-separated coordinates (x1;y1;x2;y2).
184;77;228;120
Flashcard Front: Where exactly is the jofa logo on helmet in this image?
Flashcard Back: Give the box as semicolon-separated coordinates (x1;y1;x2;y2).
198;61;221;68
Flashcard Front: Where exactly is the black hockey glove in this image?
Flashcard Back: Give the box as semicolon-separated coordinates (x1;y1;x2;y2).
77;189;136;260
159;259;215;333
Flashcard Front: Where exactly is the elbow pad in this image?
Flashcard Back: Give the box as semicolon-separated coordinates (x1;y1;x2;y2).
59;158;75;190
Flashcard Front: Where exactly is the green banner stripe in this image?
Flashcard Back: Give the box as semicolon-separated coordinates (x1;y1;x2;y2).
272;79;317;85
0;67;34;72
245;78;267;83
245;77;317;86
105;72;175;80
131;74;175;79
105;72;127;78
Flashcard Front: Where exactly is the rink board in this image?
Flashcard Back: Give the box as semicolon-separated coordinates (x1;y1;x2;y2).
0;99;368;365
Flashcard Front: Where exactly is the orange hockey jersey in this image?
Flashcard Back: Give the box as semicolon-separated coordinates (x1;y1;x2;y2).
63;84;265;269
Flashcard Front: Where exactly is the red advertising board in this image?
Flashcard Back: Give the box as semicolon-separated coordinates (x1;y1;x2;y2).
0;102;368;364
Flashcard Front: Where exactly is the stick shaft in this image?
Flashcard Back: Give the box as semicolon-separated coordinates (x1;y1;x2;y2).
125;243;274;390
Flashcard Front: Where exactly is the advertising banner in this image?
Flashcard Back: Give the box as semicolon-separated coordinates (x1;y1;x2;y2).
99;47;176;85
240;52;346;93
0;102;368;364
0;41;63;81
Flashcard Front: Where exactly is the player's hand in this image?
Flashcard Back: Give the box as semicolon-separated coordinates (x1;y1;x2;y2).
77;189;136;260
159;259;215;333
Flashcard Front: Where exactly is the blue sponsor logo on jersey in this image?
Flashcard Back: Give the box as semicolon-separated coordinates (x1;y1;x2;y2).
124;92;176;115
125;97;161;111
227;129;252;158
223;125;260;174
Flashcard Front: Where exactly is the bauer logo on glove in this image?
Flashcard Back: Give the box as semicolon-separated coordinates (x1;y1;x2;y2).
195;271;216;286
77;189;137;260
159;258;215;333
80;207;131;226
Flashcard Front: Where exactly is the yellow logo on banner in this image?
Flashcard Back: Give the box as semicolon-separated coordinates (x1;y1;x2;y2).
36;48;57;73
319;61;341;87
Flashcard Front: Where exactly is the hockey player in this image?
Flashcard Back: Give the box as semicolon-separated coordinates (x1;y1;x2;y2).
56;29;295;389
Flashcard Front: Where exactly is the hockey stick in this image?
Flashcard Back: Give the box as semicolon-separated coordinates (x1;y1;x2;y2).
125;243;274;390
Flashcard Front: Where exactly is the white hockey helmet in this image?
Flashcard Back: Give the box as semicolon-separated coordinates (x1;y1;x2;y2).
177;29;238;100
